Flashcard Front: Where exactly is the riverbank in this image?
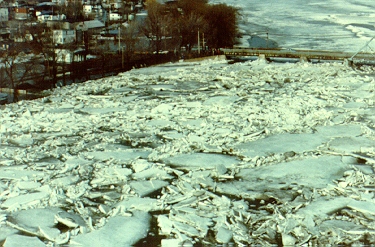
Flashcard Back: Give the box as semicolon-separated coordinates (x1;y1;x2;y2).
1;52;217;105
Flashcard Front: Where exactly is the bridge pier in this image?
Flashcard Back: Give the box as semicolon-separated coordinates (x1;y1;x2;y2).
344;58;354;68
258;54;271;62
299;56;310;63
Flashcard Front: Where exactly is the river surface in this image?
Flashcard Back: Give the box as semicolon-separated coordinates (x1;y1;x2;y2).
211;0;375;51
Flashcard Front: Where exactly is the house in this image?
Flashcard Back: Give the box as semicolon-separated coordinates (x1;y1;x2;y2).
51;0;65;6
53;29;76;45
83;0;100;5
0;8;9;22
14;7;28;20
83;4;104;18
55;48;85;63
75;20;105;44
75;20;105;34
37;13;66;22
109;11;121;21
83;4;93;15
110;2;122;10
35;2;58;17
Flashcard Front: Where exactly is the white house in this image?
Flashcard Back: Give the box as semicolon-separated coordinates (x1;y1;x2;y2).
53;29;76;45
51;0;66;5
109;12;121;21
0;8;8;22
55;49;85;63
37;13;66;22
83;4;93;15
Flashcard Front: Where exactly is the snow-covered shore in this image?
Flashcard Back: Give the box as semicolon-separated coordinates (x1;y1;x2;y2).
2;56;375;246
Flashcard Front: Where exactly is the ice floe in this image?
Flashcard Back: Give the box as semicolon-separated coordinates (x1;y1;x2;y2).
2;56;375;245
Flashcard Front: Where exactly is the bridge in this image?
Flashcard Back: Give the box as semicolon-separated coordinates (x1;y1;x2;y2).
220;48;375;65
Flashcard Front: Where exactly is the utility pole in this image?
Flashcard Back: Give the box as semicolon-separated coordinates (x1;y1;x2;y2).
122;46;124;68
202;32;205;51
198;28;200;55
118;26;121;53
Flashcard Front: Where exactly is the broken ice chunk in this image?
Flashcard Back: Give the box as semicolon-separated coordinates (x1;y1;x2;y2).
84;150;151;162
327;136;375;154
8;134;34;147
3;235;45;247
116;197;161;212
343;102;367;109
319;219;368;237
315;124;362;138
38;226;60;241
161;239;181;247
10;207;60;230
216;226;233;244
50;175;80;187
164;153;238;169
129;180;169;197
0;226;18;244
15;181;41;190
158;214;173;235
132;166;174;180
215;164;227;176
296;197;351;218
215;156;350;203
2;191;49;210
281;233;296;246
70;212;150;247
203;96;240;106
173;221;200;237
236;133;326;157
54;211;86;228
0;166;44;180
347;200;375;216
131;159;151;173
151;103;174;114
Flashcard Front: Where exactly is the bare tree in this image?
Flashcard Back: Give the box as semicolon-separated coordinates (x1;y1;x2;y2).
141;1;172;54
120;21;140;64
177;0;208;16
178;13;206;52
63;1;84;21
204;4;238;49
0;45;43;100
27;23;63;88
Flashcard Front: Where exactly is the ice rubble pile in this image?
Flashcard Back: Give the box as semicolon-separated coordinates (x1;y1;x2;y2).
2;57;375;245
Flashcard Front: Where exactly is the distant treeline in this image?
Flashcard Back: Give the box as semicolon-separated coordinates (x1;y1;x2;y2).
143;0;239;52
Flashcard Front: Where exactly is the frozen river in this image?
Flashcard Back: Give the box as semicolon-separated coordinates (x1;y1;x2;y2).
2;56;375;245
2;0;375;245
212;0;375;51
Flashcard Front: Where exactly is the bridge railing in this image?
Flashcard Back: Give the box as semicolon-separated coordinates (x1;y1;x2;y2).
220;48;375;64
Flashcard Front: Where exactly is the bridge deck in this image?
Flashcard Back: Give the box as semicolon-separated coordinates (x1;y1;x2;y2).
221;48;375;63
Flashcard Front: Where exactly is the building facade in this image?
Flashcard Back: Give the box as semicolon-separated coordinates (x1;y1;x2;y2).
53;29;76;45
0;8;8;22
